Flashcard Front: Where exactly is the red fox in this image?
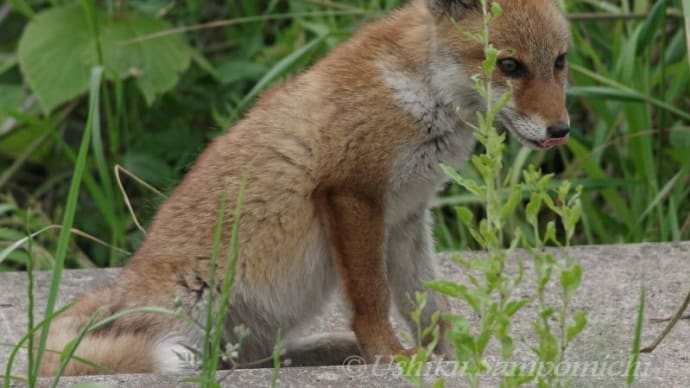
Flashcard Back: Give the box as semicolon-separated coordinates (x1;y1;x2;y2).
40;0;570;376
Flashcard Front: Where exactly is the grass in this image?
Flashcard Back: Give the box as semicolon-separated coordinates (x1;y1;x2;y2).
198;179;245;387
4;89;248;385
31;65;102;385
1;1;688;269
627;286;645;386
438;0;690;248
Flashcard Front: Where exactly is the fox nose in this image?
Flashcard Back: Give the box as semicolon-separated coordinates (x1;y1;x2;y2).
547;123;570;139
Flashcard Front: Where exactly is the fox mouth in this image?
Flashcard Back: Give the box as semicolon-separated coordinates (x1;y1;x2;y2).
534;135;569;148
508;126;569;150
499;111;569;150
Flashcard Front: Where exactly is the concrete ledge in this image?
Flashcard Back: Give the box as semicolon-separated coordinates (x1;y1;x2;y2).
2;242;689;387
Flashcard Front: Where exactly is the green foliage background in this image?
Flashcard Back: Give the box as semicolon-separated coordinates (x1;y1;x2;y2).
0;0;689;270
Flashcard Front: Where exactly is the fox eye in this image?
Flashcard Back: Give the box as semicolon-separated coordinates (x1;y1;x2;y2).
555;54;567;70
498;58;527;78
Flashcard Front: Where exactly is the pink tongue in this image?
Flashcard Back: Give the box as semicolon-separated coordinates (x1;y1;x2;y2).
539;134;570;147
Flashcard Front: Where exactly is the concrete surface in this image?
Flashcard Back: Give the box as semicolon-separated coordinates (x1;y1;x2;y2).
1;242;689;387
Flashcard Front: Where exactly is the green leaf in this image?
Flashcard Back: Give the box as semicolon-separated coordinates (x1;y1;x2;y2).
560;264;583;301
491;3;503;18
501;186;522;218
448;331;475;362
476;327;492;355
101;15;192;105
448;253;472;268
534;325;559;363
426;280;481;314
502;366;535;387
454;206;474;227
566;310;587;343
501;335;514;360
0;83;24;119
505;298;530;317
441;164;484;197
483;46;499;77
525;192;542;227
543;221;557;244
636;0;669;55
18;4;192;112
539;307;555;321
565;204;582;241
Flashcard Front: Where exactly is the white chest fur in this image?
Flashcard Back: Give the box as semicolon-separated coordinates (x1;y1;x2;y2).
378;54;479;225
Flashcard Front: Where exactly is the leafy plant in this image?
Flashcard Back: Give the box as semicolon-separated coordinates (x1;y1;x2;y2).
2;1;688;271
420;2;587;387
433;0;690;249
17;3;192;113
395;292;444;388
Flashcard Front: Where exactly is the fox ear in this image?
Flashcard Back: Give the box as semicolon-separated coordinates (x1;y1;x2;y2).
426;0;481;18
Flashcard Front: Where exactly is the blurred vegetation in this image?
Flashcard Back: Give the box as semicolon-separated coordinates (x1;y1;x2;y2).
0;0;688;271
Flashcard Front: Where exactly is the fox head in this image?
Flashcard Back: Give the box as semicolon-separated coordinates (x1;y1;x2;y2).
426;0;571;149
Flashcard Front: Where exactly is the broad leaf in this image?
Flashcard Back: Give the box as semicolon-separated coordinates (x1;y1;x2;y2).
18;4;192;112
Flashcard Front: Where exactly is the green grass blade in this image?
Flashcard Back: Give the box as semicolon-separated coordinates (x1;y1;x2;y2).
637;161;690;222
234;34;327;117
683;0;690;66
201;187;227;385
0;225;129;266
25;217;35;386
567;138;638;236
271;329;282;388
31;66;102;383
3;305;72;388
209;179;246;382
627;286;645;386
567;86;645;102
49;314;99;387
570;63;690;121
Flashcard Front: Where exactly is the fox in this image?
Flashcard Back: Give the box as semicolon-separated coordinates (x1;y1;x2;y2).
39;0;571;376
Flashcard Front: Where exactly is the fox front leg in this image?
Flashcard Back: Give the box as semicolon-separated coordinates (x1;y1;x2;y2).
386;210;454;358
